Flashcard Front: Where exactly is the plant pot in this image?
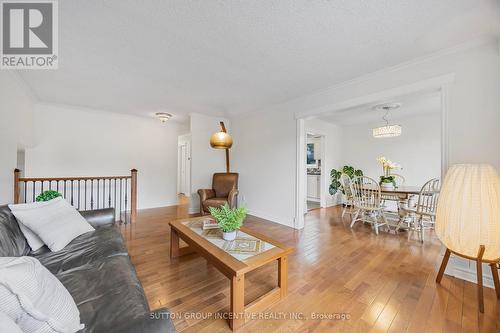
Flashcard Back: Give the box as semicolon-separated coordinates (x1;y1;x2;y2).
381;182;394;190
222;230;237;241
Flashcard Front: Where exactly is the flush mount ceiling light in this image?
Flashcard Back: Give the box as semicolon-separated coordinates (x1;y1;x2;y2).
155;112;172;123
372;103;402;138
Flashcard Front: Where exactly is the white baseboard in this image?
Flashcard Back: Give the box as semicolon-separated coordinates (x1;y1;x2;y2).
247;209;295;228
444;256;494;289
138;201;179;210
188;207;199;214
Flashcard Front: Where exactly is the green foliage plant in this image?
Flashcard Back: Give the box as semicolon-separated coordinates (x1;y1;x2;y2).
36;190;62;202
329;165;363;195
208;204;247;233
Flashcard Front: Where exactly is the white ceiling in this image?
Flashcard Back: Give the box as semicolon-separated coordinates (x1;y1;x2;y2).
316;90;441;126
18;0;500;122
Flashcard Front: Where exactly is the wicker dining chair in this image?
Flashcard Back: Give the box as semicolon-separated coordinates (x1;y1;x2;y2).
350;176;388;235
397;178;440;242
339;173;354;219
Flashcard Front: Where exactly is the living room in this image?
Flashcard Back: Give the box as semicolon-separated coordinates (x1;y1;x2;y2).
1;1;500;332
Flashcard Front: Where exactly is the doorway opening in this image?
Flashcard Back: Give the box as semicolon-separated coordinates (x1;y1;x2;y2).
177;134;191;197
306;133;326;211
294;74;454;229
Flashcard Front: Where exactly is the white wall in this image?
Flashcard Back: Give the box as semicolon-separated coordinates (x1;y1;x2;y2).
189;113;229;213
339;112;441;187
305;118;343;207
25;103;187;209
0;72;35;204
231;111;297;226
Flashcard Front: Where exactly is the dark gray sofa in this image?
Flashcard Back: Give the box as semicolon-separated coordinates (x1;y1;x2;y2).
0;205;175;333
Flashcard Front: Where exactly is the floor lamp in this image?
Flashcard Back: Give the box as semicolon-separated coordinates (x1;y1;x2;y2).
210;121;233;173
435;164;500;313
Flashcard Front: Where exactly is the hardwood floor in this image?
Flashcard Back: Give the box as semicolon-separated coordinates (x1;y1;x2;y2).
120;201;500;332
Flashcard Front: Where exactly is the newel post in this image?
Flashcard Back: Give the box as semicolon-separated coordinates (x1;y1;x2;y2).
14;169;20;204
130;169;138;223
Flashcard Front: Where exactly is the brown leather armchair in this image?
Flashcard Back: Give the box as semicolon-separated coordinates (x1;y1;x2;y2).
198;173;239;215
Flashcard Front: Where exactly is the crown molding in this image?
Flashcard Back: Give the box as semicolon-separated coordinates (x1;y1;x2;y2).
295;73;455;119
8;71;39;102
237;34;497;120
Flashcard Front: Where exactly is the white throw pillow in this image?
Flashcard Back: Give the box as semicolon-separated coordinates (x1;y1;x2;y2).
17;219;45;251
0;257;84;333
0;311;23;333
9;197;94;252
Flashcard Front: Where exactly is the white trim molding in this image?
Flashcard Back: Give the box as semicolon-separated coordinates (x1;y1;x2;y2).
295;118;306;229
295;73;456;119
247;210;295;228
444;256;495;289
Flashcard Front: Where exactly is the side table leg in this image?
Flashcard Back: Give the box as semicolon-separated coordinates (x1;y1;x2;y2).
278;256;288;297
230;275;245;330
170;228;179;259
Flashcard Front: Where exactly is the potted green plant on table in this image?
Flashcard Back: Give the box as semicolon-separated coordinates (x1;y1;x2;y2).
377;157;401;189
208;204;247;241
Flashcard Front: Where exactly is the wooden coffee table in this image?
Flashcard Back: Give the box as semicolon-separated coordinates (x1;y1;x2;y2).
169;216;294;330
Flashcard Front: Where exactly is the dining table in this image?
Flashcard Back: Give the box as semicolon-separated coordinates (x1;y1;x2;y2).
379;185;421;200
362;184;421;200
363;184;422;225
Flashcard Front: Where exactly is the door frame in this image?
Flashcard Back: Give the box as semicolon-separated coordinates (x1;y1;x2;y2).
294;73;455;229
177;139;191;196
305;132;327;209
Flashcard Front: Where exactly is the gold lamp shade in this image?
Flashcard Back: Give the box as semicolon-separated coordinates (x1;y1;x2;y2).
435;164;500;261
210;121;232;173
210;131;233;149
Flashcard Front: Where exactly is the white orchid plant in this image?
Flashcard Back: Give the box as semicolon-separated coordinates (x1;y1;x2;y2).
377;157;401;186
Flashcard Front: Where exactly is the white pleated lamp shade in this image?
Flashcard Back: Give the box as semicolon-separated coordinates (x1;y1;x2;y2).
435;164;500;261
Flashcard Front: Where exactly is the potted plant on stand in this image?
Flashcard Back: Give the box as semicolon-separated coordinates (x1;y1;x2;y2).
377;157;401;189
329;165;364;194
208;204;247;241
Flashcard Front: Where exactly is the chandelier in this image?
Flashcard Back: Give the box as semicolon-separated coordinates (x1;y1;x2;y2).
372;103;402;138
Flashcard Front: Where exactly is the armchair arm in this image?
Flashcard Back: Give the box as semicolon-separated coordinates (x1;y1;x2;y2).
227;189;239;208
197;189;216;201
109;308;176;333
79;208;116;228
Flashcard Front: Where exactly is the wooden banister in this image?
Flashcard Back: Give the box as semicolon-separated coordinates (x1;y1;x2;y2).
14;168;20;204
130;169;137;224
18;175;132;182
13;169;138;224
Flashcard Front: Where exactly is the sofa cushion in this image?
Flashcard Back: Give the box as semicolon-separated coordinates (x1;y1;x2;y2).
212;173;238;198
202;198;229;212
33;226;128;275
56;255;150;333
32;225;150;333
0;205;30;257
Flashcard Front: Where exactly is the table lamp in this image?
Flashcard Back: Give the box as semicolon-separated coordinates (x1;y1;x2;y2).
210;121;233;173
435;164;500;312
